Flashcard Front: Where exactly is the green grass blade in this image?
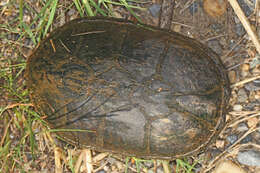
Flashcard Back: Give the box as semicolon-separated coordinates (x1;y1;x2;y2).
89;0;108;16
73;0;84;17
68;151;75;173
43;0;58;37
103;0;146;10
19;0;24;28
119;0;143;23
49;129;95;133
22;23;36;45
124;157;130;173
27;108;36;160
176;159;196;173
19;0;36;44
82;0;94;16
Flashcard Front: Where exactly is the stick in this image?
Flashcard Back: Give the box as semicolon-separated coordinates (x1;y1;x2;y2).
231;75;260;88
227;0;260;54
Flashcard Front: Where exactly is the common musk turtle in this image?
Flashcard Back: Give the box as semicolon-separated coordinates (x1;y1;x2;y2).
26;17;230;159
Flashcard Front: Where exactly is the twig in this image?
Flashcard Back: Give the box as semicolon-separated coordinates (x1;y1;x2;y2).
228;112;260;128
227;0;260;54
203;127;258;172
222;34;247;61
203;34;227;42
231;75;260;88
180;0;196;14
94;160;109;173
6;103;33;109
171;21;194;28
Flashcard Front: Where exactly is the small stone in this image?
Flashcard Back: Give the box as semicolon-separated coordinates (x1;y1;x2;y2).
245;82;260;91
207;149;222;159
237;0;254;17
244;102;260;111
156;167;164;173
241;63;250;72
116;161;124;171
189;2;198;15
24;38;33;47
103;165;109;171
0;0;8;6
254;131;260;142
149;4;161;18
247;117;259;128
23;14;31;23
144;161;154;168
249;91;256;101
96;170;106;173
225;114;231;122
237;150;260;166
213;160;246;173
148;169;154;173
173;25;181;33
203;0;227;18
252;65;260;74
240;71;249;78
39;169;48;173
250;57;260;68
26;153;33;161
207;40;222;55
227;134;238;145
237;88;248;103
241;134;252;143
9;134;14;139
228;71;237;84
235;23;246;37
233;104;243;111
256;91;260;99
107;157;116;164
68;9;76;16
237;123;248;132
111;165;116;171
216;140;225;148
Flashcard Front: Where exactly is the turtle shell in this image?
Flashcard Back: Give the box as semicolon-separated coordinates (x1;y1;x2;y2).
26;17;230;159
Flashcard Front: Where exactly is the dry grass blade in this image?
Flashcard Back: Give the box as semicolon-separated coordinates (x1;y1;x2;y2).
228;111;260;127
93;160;109;172
55;147;63;173
84;149;93;173
0;117;13;147
82;0;94;16
75;150;85;173
5;103;33;109
93;152;109;163
227;0;260;54
162;160;171;173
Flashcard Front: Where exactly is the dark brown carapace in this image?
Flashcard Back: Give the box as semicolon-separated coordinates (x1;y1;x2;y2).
26;17;230;159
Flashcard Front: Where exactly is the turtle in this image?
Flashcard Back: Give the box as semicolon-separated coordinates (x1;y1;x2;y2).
25;16;230;159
